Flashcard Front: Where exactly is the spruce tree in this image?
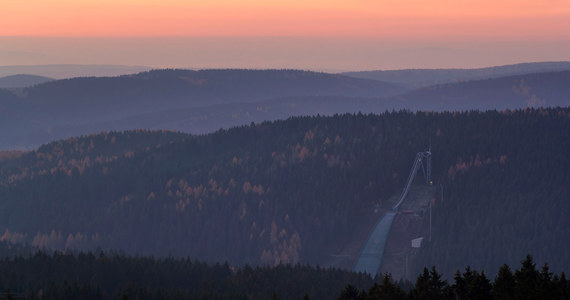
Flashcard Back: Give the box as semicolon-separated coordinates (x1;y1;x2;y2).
493;264;515;300
514;255;540;300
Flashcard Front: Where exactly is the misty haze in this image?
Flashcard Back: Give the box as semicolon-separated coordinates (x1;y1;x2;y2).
0;1;569;299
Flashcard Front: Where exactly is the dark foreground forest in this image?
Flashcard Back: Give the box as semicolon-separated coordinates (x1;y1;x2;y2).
0;243;566;300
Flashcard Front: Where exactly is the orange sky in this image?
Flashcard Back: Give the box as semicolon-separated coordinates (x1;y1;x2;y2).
2;0;569;38
1;1;569;70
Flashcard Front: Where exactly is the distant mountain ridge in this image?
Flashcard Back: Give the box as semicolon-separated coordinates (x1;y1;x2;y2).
0;69;405;149
0;64;151;79
1;68;569;150
388;70;570;111
0;74;53;88
342;61;570;88
23;69;405;116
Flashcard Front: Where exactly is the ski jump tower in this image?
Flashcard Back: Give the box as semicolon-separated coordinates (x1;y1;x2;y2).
353;146;433;275
391;146;432;211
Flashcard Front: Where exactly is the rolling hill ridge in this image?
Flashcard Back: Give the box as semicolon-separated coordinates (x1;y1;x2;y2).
1;68;570;150
342;61;570;88
0;74;53;88
388;70;570;111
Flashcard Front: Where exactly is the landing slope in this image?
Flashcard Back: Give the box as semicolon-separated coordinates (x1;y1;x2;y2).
353;212;397;275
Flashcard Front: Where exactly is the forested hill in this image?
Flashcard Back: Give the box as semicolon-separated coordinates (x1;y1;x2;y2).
389;71;570;111
0;69;405;149
342;61;570;88
0;64;151;79
415;109;570;277
0;74;53;88
15;69;405;122
2;69;570;150
0;108;568;276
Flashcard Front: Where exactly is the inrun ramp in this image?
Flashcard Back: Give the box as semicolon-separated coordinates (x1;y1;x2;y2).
353;211;397;275
353;147;431;276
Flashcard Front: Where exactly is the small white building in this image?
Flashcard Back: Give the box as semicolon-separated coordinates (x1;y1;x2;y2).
411;237;424;248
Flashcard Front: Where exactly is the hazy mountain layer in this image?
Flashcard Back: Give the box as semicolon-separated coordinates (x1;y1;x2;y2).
0;64;151;79
388;71;570;111
0;69;404;149
0;74;53;88
1;69;569;150
343;61;570;89
18;69;404;121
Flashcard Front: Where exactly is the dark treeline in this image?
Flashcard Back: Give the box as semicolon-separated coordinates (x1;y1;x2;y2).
342;255;569;300
0;247;566;300
0;245;372;300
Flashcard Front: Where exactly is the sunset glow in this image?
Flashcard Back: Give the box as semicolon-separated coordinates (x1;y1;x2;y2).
1;1;569;70
2;0;569;38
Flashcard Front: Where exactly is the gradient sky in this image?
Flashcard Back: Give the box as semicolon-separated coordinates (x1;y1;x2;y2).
1;0;569;70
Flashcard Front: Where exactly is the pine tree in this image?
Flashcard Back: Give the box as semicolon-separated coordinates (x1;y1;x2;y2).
366;273;406;300
493;264;515;300
339;284;365;300
409;267;447;300
538;263;555;300
556;272;568;300
514;255;540;300
469;272;491;300
452;269;467;299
